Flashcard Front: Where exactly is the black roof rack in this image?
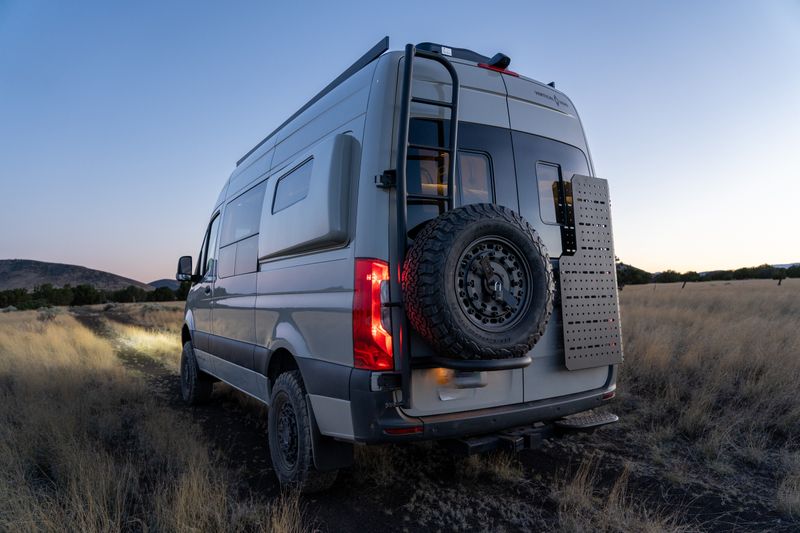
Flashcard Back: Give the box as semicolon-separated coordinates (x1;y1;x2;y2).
236;36;390;167
415;42;491;64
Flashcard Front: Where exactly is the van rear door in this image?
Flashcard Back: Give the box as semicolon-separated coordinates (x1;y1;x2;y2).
511;131;610;401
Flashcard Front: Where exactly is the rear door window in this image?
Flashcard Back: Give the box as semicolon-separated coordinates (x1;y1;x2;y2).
406;119;514;233
458;151;492;205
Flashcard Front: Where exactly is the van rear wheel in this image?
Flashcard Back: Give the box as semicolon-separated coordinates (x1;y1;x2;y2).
402;204;554;360
268;371;338;493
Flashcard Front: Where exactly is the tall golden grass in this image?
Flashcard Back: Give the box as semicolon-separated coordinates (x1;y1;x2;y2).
0;311;303;532
620;280;800;513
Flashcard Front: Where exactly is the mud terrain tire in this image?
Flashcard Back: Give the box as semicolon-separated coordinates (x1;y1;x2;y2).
180;341;214;405
268;371;338;493
402;204;554;360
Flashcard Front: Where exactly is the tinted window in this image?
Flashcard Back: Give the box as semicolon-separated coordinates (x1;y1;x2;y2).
217;243;235;278
459;152;492;204
536;162;561;224
234;235;259;275
273;159;313;213
221;182;267;246
203;215;221;277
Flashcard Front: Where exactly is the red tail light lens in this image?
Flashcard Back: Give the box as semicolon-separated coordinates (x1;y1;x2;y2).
353;258;393;370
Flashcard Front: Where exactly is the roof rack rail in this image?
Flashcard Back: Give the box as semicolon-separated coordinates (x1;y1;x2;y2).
415;42;491;64
236;36;390;167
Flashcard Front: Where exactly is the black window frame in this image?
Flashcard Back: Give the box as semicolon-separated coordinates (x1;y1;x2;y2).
199;213;221;280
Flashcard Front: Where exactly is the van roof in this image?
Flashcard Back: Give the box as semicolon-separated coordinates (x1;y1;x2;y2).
236;37;572;169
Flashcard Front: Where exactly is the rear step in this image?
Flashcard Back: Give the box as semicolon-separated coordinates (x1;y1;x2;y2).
554;411;619;431
441;413;618;455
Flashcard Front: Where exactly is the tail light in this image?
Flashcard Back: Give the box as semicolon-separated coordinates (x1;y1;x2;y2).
353;258;393;370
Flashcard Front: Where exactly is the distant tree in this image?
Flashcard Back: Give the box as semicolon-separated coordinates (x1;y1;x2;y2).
175;281;191;301
113;285;148;303
773;269;787;286
72;284;103;306
680;271;701;282
787;265;800;278
150;286;176;302
616;262;652;286
653;270;681;283
702;270;734;281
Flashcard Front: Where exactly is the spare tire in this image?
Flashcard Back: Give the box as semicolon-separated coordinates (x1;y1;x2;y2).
402;204;553;360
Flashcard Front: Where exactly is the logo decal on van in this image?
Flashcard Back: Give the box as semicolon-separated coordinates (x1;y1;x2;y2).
535;90;569;109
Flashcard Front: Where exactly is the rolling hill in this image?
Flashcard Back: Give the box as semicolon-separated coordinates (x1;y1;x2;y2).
0;259;153;291
149;279;180;291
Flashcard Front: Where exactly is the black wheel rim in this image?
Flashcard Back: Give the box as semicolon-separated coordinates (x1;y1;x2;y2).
276;396;299;469
455;236;532;332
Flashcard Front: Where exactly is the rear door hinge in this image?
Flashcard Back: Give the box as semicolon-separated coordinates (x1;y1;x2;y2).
375;169;396;189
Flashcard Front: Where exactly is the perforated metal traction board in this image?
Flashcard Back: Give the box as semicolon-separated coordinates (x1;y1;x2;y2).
559;175;623;370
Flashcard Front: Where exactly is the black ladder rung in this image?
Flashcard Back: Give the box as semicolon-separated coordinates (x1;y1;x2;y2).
411;96;453;108
407;193;449;201
407;142;453;153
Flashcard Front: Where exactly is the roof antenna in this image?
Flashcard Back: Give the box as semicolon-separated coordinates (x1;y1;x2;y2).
547;81;556;88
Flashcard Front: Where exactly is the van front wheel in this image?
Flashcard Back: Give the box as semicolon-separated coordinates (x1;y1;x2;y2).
180;341;213;405
268;370;338;493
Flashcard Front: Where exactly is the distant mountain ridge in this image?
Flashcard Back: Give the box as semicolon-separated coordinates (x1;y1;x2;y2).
0;259;153;291
149;279;180;291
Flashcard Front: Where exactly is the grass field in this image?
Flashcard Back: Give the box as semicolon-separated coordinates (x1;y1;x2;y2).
0;280;798;531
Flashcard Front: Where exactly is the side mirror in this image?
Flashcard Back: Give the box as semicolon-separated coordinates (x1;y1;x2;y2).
176;256;194;282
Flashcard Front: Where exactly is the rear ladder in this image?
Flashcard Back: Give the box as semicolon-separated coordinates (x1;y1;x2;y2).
390;44;461;409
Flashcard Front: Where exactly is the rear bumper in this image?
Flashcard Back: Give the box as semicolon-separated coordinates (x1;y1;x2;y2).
349;365;617;444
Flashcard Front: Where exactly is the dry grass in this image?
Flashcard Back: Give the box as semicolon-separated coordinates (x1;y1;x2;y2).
463;452;524;483
778;453;800;517
0;311;305;532
99;302;184;333
620;280;800;459
553;459;688;532
109;320;182;367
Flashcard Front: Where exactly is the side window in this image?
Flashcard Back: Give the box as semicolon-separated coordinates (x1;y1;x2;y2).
272;159;313;214
536;162;562;225
202;214;221;278
218;182;267;278
221;183;267;247
458;152;492;205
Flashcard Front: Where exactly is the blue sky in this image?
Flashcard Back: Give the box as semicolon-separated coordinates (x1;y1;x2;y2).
1;0;798;282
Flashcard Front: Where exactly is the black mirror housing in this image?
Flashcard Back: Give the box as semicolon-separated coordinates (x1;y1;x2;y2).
176;255;193;281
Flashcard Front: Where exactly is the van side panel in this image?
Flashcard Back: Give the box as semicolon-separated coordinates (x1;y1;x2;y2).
255;248;354;365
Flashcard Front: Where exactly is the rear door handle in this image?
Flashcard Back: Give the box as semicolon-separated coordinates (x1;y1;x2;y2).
204;287;212;296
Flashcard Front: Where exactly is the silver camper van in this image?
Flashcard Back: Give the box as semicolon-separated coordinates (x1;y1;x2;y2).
176;37;623;492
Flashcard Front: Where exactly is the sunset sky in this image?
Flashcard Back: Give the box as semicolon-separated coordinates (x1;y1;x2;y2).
1;0;798;283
